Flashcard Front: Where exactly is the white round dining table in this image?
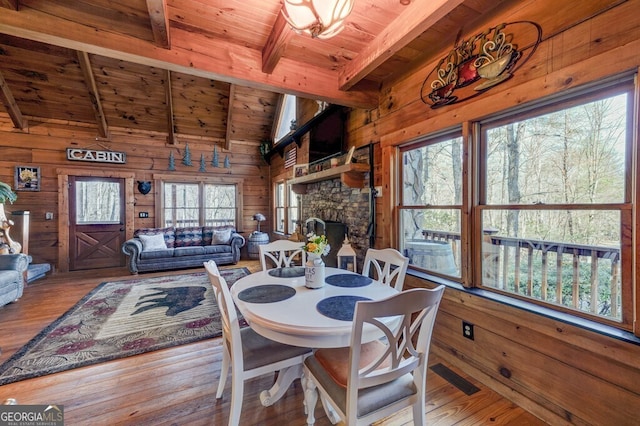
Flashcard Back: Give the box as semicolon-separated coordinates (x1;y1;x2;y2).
230;266;399;408
231;266;399;348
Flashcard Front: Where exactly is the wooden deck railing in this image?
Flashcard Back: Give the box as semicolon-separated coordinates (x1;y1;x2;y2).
410;229;621;319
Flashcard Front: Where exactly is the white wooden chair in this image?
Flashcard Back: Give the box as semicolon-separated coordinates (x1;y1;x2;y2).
361;248;409;291
302;286;445;426
259;239;306;271
203;260;311;426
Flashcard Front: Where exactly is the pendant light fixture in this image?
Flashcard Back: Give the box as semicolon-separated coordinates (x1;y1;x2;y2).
282;0;355;39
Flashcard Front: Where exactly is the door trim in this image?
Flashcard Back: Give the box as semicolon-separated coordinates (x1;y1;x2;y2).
57;168;135;273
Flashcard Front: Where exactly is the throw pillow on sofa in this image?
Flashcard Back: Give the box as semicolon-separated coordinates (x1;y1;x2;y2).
139;234;167;251
211;228;232;244
135;226;176;248
202;225;236;246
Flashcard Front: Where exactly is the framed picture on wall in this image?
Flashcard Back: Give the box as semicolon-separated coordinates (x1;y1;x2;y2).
293;163;309;178
15;166;41;191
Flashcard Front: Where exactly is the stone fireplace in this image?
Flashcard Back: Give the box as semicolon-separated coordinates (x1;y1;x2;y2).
299;151;372;271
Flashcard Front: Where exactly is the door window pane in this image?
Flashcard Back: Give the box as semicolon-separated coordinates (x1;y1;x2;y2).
75;181;121;224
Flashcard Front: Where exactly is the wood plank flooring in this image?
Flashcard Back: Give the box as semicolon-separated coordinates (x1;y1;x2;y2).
0;261;546;425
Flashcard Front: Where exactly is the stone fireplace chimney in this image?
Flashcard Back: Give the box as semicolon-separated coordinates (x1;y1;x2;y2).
300;150;371;270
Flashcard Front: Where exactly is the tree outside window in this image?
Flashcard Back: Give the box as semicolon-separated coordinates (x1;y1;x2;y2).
399;76;634;330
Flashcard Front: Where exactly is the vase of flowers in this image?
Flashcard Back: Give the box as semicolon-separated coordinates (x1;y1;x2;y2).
303;233;330;289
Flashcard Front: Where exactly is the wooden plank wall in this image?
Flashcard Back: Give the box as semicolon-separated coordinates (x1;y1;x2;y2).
0;119;270;271
345;0;640;424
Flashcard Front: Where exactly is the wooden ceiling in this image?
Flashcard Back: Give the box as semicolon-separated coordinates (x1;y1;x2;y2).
0;0;512;147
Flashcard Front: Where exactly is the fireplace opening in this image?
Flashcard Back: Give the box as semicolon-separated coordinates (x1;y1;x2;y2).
305;218;346;268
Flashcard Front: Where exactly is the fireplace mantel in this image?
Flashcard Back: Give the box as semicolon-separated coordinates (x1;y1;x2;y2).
290;162;369;194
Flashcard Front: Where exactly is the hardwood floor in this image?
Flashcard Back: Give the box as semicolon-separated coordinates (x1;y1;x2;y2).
0;261;545;425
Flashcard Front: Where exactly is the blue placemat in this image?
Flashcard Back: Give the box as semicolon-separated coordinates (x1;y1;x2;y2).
237;285;296;303
316;295;371;321
268;267;305;278
325;274;372;288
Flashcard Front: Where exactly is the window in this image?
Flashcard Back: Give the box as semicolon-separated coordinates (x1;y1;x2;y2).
75;179;122;224
275;182;285;233
273;94;297;144
398;75;635;331
399;131;463;278
161;180;239;228
479;81;632;326
287;185;299;234
274;182;299;235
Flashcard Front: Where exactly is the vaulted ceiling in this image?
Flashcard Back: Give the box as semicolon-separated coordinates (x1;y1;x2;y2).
0;0;512;148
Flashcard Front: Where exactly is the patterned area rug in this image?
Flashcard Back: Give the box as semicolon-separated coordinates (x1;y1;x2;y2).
0;268;249;386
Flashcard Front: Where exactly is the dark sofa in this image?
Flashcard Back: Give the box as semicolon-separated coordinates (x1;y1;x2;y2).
122;225;245;274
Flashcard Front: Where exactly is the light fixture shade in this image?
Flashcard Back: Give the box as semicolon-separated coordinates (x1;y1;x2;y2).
282;0;355;39
253;213;266;222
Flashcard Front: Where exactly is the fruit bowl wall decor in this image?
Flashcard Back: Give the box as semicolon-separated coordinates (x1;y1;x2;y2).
420;21;542;109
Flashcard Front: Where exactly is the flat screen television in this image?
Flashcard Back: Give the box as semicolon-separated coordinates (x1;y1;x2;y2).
308;106;346;164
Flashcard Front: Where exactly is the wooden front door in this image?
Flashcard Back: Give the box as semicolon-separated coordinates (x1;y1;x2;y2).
69;176;126;270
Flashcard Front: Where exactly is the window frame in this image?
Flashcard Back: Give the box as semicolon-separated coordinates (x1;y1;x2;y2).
275;181;286;233
273;180;299;235
154;174;244;229
272;94;297;145
396;74;637;333
398;128;466;280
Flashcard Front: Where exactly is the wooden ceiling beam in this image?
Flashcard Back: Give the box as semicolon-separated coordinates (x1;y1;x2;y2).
0;0;18;11
163;69;176;144
339;0;465;91
262;11;293;74
146;0;171;49
0;9;377;109
224;84;235;150
76;51;109;138
0;70;25;130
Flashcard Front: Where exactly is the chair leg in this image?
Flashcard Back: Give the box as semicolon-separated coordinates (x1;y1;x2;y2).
320;395;340;424
303;375;318;426
216;347;230;399
412;401;426;426
228;373;244;426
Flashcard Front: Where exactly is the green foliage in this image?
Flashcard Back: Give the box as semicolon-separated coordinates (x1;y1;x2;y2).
498;251;620;320
0;181;17;204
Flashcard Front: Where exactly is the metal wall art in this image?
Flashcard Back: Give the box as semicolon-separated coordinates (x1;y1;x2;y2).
137;181;152;195
421;21;542;109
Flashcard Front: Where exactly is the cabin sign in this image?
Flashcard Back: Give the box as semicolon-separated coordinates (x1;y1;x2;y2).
66;148;126;164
